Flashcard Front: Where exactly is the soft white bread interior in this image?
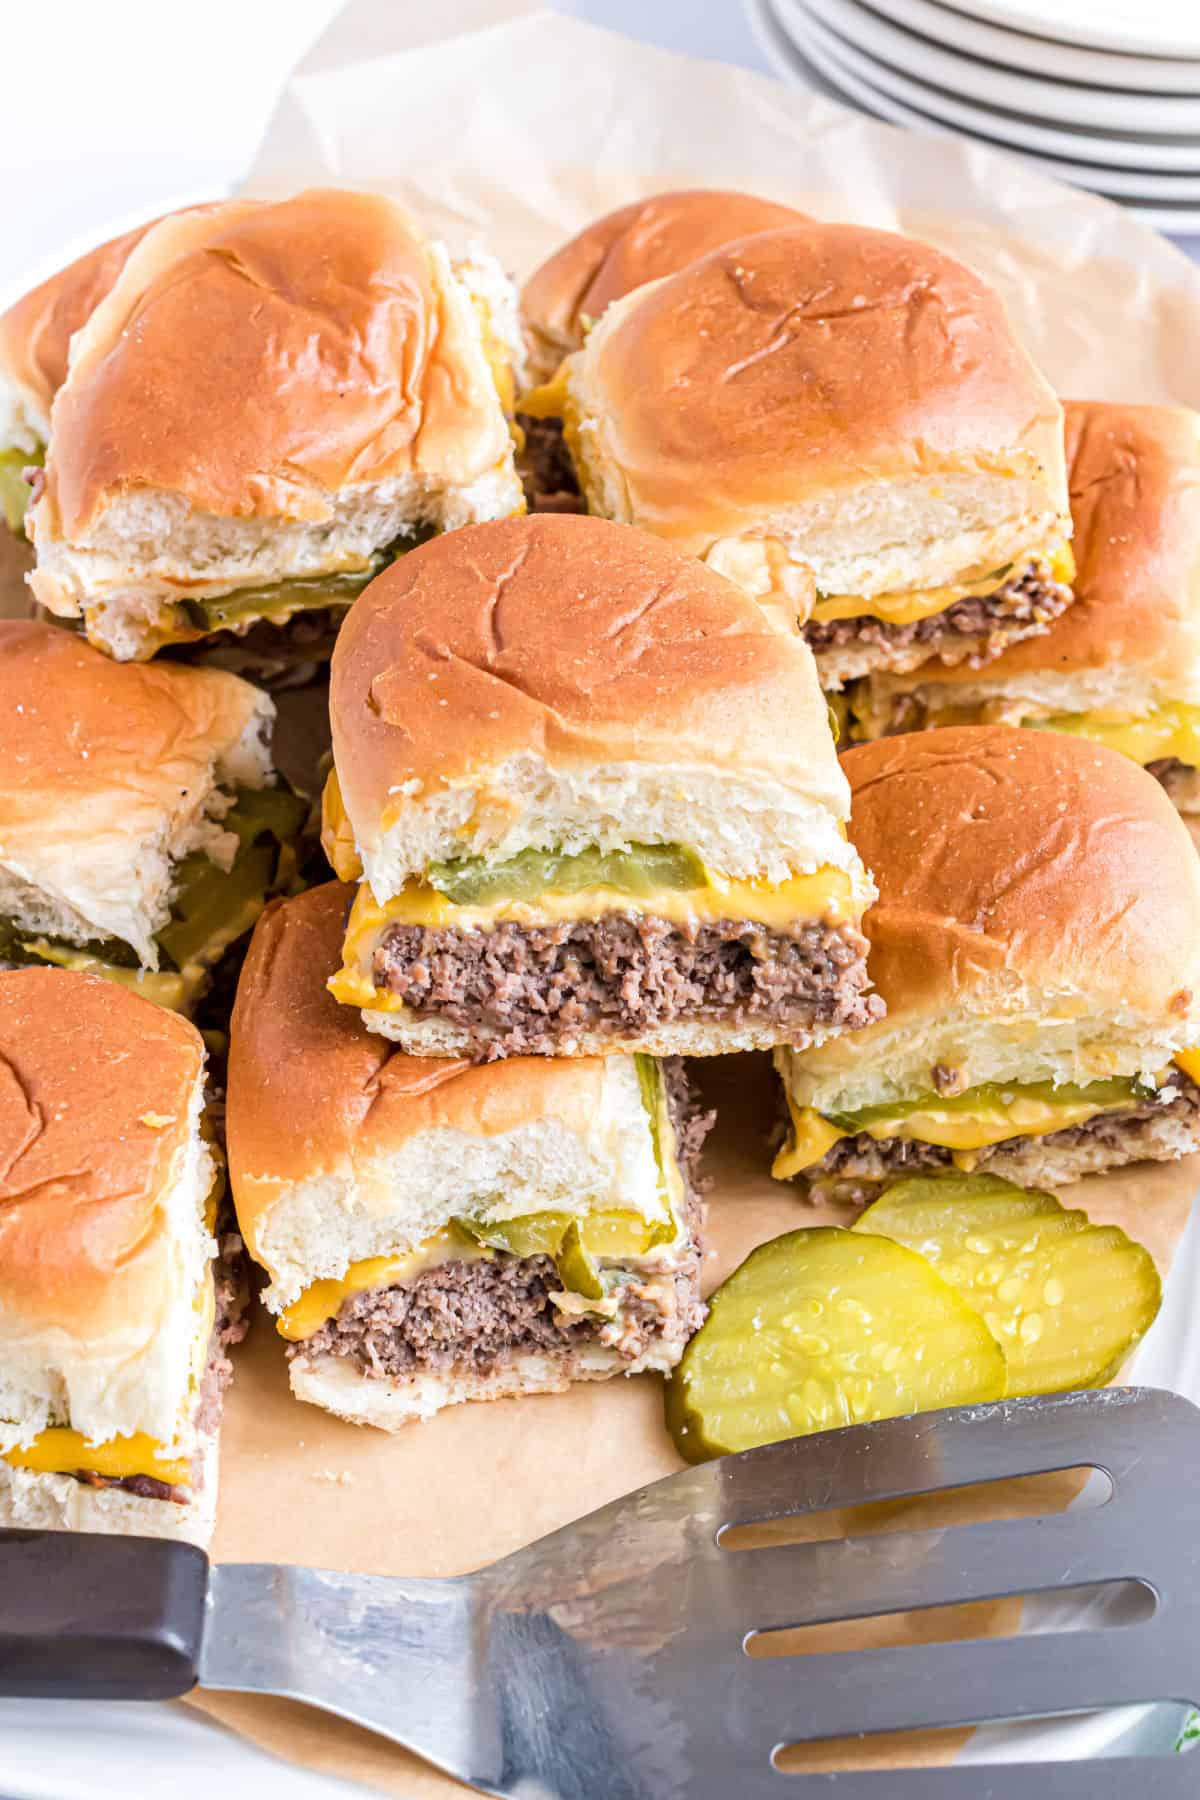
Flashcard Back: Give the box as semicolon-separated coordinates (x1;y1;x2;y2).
553;223;1069;613
327;513;869;901
0;1437;217;1545
289;1344;672;1430
860;401;1200;728
0;621;274;965
28;192;524;660
781;728;1200;1115
228;884;665;1310
363;1007;841;1062
0;969;218;1457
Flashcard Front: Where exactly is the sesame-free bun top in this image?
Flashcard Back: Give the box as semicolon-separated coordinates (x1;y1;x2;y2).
228;883;664;1307
565;222;1068;594
782;726;1200;1110
884;402;1200;713
37;190;516;541
0;620;273;962
0;968;213;1448
520;188;807;380
0;217;158;443
328;511;861;898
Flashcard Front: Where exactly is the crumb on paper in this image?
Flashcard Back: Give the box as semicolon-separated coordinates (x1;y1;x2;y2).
310;1469;356;1485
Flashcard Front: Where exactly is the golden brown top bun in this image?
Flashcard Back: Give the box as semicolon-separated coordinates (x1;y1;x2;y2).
915;401;1200;696
520;188;806;379
569;221;1065;557
0;219;157;430
42;190;513;539
847;725;1200;1027
228;882;618;1263
327;511;852;890
0;967;205;1340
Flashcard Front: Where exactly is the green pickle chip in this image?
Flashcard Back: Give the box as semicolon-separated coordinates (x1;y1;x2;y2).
666;1227;1007;1463
854;1174;1162;1397
427;842;707;908
0;444;43;535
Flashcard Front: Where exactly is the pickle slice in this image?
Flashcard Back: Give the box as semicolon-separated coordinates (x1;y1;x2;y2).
426;841;708;908
182;525;437;629
825;1076;1147;1135
0;443;42;535
666;1227;1006;1463
854;1175;1162;1396
157;843;274;972
223;784;309;849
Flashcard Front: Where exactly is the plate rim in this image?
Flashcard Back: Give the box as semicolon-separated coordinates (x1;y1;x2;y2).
766;0;1200;172
930;0;1200;60
775;0;1200;132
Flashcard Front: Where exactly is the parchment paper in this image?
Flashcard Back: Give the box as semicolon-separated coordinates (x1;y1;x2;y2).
45;4;1200;1789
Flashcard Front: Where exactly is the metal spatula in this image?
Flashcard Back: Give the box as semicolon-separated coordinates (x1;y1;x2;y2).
2;1386;1197;1797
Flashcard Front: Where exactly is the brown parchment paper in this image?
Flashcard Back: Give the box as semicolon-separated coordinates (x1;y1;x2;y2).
111;2;1200;1787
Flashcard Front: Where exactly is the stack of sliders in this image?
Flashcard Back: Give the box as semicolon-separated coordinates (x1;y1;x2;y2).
227;883;709;1425
5;190;526;674
518;187;807;511
0;968;239;1543
849;402;1200;813
0;620;304;1012
774;725;1200;1200
521;220;1076;660
224;505;881;1426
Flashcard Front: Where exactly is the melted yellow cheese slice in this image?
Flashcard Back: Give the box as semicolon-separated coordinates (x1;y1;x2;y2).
774;1055;1198;1180
1027;702;1200;769
329;865;856;1009
811;544;1075;628
322;769;362;881
4;1430;190;1486
17;941;199;1013
278;1229;490;1342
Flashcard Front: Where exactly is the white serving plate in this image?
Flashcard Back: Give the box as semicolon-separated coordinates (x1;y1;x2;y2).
758;0;1200;208
760;0;1200;170
777;0;1200;133
932;0;1200;59
866;0;1200;94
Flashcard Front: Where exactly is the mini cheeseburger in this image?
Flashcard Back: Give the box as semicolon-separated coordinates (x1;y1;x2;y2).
524;222;1074;666
0;968;240;1542
0;620;305;1012
228;883;710;1427
775;727;1200;1196
852;403;1200;812
27;190;526;664
323;512;879;1059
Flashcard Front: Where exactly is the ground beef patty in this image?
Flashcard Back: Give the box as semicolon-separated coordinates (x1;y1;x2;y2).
74;1225;248;1506
804;566;1072;667
294;1060;712;1382
516;413;584;513
372;914;881;1060
803;1073;1200;1195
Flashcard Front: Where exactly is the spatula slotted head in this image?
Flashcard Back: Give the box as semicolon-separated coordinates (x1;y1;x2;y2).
470;1388;1200;1797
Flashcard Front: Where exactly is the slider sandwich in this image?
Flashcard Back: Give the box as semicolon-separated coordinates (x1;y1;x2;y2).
26;190;526;665
228;882;711;1427
519;188;805;510
852;403;1200;812
523;222;1074;668
775;727;1200;1197
0;968;240;1542
323;511;879;1060
0;620;305;1011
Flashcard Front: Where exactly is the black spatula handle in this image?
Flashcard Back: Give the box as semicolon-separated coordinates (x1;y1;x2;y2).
0;1528;207;1698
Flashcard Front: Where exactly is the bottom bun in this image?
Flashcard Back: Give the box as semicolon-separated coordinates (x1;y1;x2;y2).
290;1342;674;1431
0;1438;218;1546
361;1008;837;1060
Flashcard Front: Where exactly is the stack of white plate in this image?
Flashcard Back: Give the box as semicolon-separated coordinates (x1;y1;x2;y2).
747;0;1200;231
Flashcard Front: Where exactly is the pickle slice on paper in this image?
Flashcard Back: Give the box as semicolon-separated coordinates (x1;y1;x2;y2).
666;1227;1006;1463
855;1174;1162;1397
